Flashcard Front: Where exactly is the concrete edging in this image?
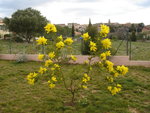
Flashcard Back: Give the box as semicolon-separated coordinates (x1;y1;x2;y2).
0;54;150;67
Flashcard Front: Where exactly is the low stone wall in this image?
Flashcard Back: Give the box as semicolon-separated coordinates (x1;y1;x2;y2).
0;54;150;67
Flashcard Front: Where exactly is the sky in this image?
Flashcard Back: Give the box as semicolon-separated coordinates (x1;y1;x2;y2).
0;0;150;25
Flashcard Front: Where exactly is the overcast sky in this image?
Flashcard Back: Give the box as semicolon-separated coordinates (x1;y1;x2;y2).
0;0;150;25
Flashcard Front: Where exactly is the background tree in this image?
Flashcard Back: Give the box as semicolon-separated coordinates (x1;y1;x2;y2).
71;23;75;38
45;25;72;40
137;23;144;32
130;24;137;41
56;26;72;37
4;8;48;43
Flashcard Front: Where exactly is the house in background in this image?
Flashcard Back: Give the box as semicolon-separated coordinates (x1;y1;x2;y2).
0;17;10;38
142;25;150;40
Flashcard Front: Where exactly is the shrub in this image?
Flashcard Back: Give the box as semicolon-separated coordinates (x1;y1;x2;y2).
16;54;27;63
130;31;137;41
26;23;128;105
13;36;24;42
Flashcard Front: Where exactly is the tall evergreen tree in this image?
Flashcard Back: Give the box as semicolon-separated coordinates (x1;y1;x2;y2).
71;23;75;38
88;18;92;27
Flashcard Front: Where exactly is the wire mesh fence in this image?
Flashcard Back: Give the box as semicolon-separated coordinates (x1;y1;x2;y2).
0;39;150;61
0;39;82;55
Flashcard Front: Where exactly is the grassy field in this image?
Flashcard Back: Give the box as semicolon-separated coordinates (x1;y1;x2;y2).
0;60;150;113
0;39;150;60
0;39;82;55
112;40;150;60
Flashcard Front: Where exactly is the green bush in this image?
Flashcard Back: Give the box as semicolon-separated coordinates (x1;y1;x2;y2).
4;34;11;38
13;36;24;42
130;31;137;41
81;25;98;55
81;40;90;55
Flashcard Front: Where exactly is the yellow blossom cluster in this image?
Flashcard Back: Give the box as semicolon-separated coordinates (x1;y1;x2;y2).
108;84;122;95
57;35;63;41
84;60;89;64
45;59;53;67
106;76;114;83
27;72;38;85
64;37;73;46
38;54;44;60
56;37;74;49
70;55;77;62
116;65;128;75
105;51;111;56
53;64;60;70
100;51;111;61
48;76;57;89
81;32;91;41
100;53;106;61
44;23;57;33
48;52;55;59
112;70;119;77
38;67;47;74
89;41;97;52
100;24;110;38
56;41;65;49
101;38;112;49
50;64;60;71
82;73;90;89
105;60;114;72
36;36;47;45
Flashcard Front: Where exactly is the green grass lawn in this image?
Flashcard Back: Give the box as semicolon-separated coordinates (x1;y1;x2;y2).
0;60;150;113
0;39;150;60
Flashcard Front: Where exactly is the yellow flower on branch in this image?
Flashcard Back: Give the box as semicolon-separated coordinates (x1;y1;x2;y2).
82;73;90;83
113;71;119;77
54;64;60;68
27;79;35;85
38;67;47;74
27;72;38;85
57;35;63;41
70;55;77;62
100;24;110;38
111;87;118;95
82;78;88;83
84;73;90;81
81;32;91;41
116;65;128;75
89;41;97;52
105;51;111;56
107;85;122;95
64;37;73;45
117;84;122;88
36;36;47;45
84;60;89;64
106;76;114;82
38;54;44;60
56;41;65;49
51;76;57;82
100;53;106;61
49;83;55;89
82;85;87;89
48;52;55;59
44;23;57;33
45;59;53;67
105;60;114;72
107;86;112;91
51;67;55;71
101;38;112;49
